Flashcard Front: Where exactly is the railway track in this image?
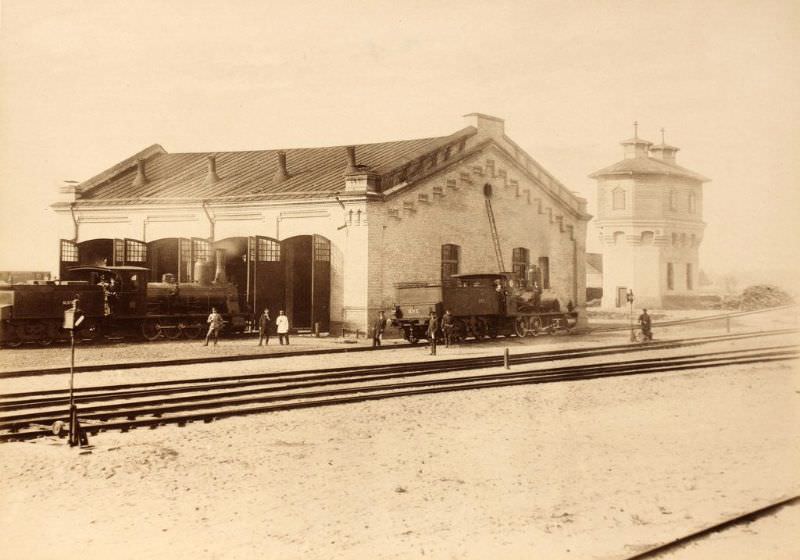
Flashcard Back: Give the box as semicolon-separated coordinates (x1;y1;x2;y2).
1;341;796;443
622;495;800;559
0;326;795;380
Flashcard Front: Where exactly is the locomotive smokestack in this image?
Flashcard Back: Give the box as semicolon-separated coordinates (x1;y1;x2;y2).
213;248;227;284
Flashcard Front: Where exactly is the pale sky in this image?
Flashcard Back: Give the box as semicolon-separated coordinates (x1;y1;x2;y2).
1;0;798;287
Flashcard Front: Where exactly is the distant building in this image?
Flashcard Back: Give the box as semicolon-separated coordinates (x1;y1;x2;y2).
0;271;51;284
589;125;709;309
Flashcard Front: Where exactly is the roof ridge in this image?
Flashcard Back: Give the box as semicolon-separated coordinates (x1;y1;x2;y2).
166;133;457;156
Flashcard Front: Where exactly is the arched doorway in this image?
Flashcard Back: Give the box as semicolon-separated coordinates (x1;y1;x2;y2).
281;235;330;331
148;238;180;282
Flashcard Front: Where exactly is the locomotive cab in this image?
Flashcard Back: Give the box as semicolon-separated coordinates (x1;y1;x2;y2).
65;266;149;316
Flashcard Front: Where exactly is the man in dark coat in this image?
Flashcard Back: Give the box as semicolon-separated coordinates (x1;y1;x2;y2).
427;311;439;355
638;308;653;341
372;310;387;347
441;310;455;347
258;308;271;346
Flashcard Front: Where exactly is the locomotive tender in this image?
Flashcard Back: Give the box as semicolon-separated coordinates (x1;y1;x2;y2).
393;272;577;344
0;261;247;347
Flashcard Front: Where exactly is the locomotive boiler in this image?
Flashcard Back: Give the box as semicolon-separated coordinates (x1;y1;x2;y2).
0;254;248;346
392;272;577;344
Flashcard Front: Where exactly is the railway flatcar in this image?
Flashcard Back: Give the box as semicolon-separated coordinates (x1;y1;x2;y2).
0;261;249;347
392;272;577;344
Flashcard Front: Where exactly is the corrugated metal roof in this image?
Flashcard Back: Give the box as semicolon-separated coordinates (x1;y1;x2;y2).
588;156;709;182
78;128;477;202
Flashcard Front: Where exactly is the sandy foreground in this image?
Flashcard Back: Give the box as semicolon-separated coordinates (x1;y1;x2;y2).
1;343;799;560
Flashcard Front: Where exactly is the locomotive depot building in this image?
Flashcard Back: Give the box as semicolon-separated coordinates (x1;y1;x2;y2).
52;113;590;335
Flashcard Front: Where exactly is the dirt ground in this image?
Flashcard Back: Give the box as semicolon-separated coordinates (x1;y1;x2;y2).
2;331;799;559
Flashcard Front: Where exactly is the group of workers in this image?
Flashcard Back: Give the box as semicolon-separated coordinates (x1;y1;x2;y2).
202;307;290;347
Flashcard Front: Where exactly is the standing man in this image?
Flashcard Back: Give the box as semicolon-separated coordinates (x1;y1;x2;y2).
204;307;224;346
258;307;271;346
372;310;387;348
638;308;653;341
441;310;454;347
276;310;290;345
427;310;439;355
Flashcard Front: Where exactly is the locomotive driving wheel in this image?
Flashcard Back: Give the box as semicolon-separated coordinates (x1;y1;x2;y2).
471;318;488;340
141;319;160;341
451;319;467;343
77;320;101;343
160;320;182;340
514;316;527;337
180;321;203;339
530;316;543;337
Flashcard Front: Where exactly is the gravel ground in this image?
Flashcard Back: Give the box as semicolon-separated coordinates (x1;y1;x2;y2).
1;312;797;559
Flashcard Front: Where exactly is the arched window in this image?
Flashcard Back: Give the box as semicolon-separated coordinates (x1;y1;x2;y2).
688;192;697;214
669;189;678;211
441;244;460;285
612;187;626;210
613;231;625;245
641;231;654;245
512;247;530;286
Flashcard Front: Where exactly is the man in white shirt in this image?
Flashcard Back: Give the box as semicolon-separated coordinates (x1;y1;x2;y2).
276;310;290;345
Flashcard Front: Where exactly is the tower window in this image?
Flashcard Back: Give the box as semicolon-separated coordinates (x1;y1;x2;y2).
669;189;677;211
641;231;654;245
686;263;694;290
667;263;674;290
672;232;678;246
688;192;697;214
612;187;626;210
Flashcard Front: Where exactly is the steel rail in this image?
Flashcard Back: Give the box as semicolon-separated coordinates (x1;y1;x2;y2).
1;347;796;442
0;325;795;380
3;347;795;426
1;342;795;414
2;328;795;405
621;495;800;559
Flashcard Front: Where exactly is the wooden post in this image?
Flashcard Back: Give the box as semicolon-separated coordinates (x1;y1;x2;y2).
504;347;510;369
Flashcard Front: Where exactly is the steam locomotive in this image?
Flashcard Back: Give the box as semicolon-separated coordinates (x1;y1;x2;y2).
0;259;248;347
392;272;578;344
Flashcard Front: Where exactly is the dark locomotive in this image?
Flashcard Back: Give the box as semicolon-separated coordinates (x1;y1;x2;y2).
392;272;578;344
0;257;247;347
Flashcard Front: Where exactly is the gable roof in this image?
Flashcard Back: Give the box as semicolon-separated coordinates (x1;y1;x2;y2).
75;128;477;203
589;155;709;182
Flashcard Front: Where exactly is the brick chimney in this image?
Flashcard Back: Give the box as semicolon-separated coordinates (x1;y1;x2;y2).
343;145;378;193
463;113;505;140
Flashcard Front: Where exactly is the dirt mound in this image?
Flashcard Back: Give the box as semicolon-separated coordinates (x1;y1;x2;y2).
723;285;795;311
